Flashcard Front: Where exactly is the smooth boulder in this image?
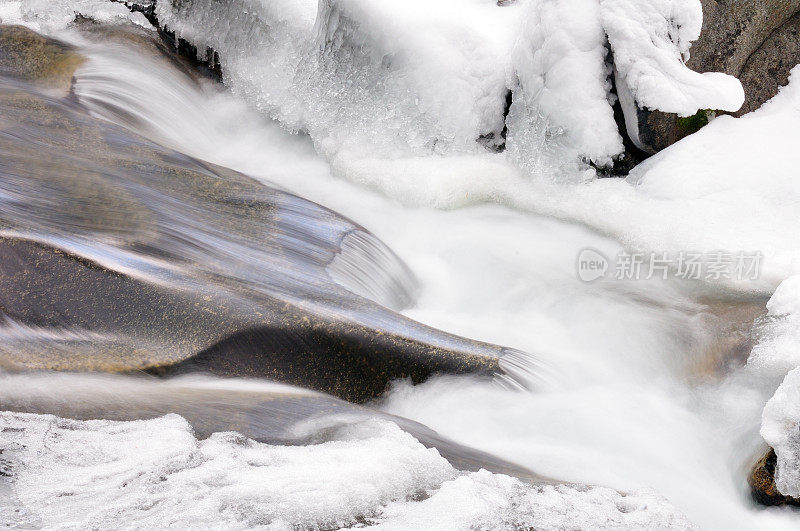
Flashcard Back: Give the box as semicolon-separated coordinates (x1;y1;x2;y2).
0;25;529;403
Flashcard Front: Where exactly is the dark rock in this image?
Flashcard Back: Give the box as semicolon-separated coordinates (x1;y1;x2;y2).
738;10;800;115
749;448;800;507
690;0;800;86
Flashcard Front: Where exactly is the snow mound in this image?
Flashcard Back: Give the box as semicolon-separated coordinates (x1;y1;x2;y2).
601;0;744;115
0;411;694;529
617;66;800;289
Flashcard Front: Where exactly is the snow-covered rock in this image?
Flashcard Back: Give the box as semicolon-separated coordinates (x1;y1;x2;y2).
0;0;150;33
754;276;800;499
621;67;800;290
601;0;743;116
3;0;745;172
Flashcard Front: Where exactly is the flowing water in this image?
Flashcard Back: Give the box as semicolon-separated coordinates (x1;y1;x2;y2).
1;15;798;531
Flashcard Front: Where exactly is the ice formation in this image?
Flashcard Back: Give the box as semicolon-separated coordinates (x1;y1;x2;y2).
146;0;737;175
0;0;743;174
762;366;800;499
0;411;695;529
748;276;800;377
0;0;150;32
756;277;800;498
507;0;623;169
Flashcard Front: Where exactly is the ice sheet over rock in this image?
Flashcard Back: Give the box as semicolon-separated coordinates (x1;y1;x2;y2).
762;366;800;499
757;276;800;498
749;276;800;376
0;411;695;529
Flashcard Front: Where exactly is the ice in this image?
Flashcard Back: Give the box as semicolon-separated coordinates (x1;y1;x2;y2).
375;471;696;530
601;0;744;115
748;276;800;376
155;0;518;155
4;0;743;175
0;0;150;33
0;411;694;529
755;276;800;498
148;0;743;175
762;367;800;498
507;0;623;169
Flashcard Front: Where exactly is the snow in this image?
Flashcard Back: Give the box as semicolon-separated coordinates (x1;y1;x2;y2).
616;67;800;290
601;0;744;115
0;411;695;529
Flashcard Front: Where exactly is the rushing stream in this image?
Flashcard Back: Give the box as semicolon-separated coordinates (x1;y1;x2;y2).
2;2;800;529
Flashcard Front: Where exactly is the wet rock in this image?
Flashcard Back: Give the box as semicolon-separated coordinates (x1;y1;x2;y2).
0;25;84;92
749;448;800;507
0;27;526;404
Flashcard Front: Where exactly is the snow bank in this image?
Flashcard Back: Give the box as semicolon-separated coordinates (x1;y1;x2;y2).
0;411;694;529
615;66;800;289
762;367;800;498
601;0;744;115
